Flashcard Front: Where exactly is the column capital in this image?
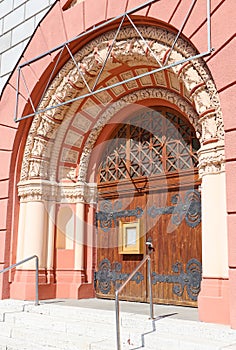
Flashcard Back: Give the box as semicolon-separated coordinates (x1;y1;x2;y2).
198;141;225;178
59;182;98;204
18;179;58;202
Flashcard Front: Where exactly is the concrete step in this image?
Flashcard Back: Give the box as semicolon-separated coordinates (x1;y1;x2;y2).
24;302;116;325
0;335;56;350
0;300;26;322
0;300;236;349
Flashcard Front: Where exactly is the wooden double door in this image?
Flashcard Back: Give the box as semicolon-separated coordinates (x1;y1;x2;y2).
95;107;202;306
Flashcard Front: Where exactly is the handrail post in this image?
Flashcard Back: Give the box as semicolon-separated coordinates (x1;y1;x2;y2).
147;256;154;320
0;255;40;306
35;255;39;306
115;290;121;350
115;254;154;350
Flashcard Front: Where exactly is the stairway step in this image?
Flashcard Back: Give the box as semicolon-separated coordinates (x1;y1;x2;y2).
0;300;26;322
24;303;116;325
24;304;236;344
3;310;117;338
0;335;56;350
0;300;236;350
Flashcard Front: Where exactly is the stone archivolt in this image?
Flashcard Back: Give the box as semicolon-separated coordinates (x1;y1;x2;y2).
19;25;225;202
77;87;199;183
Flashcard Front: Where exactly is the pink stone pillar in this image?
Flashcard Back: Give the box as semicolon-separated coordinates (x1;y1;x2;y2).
198;143;230;324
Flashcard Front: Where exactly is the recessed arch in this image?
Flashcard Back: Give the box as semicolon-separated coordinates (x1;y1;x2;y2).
19;24;224;184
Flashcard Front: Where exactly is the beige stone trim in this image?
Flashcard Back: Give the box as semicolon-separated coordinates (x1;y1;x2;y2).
198;141;225;177
18;179;97;204
77;88;199;182
20;25;224;183
59;182;97;204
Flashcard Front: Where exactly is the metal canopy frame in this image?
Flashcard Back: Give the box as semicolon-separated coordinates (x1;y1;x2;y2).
14;0;212;123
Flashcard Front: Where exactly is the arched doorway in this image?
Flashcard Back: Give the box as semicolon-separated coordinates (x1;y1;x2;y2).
95;106;202;306
9;18;228;322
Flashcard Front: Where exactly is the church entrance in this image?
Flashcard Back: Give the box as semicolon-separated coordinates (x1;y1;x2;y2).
95;106;202;306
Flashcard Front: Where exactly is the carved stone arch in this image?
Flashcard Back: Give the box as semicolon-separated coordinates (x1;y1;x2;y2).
19;24;224;184
77;88;199;182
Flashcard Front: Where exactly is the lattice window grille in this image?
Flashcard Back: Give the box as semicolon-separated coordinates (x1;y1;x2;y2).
98;109;199;183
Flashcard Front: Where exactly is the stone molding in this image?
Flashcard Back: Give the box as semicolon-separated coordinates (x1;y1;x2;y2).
19;25;225;185
198;141;225;177
77;87;199;182
59;182;97;204
18;180;58;202
18;180;97;204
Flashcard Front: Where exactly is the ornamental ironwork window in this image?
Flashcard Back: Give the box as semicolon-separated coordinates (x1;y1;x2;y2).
98;108;200;183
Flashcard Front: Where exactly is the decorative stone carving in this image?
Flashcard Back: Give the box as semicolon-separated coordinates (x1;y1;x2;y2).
28;159;48;179
179;65;203;91
31;137;48;157
18;179;97;204
37;116;56;138
193;86;213;115
198;142;225;177
58;182;97;204
199;112;218;144
77;87;199;182
20;25;224;186
18;180;58;202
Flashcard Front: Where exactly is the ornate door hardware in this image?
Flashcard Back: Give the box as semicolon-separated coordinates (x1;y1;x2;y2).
95;258;202;301
96;190;201;232
96;200;143;232
152;258;202;301
94;258;144;294
148;189;201;228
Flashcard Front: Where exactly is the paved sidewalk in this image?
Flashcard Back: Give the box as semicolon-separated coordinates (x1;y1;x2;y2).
47;297;199;321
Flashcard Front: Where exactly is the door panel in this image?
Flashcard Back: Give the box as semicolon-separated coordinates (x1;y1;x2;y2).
96;192;147;301
146;186;201;306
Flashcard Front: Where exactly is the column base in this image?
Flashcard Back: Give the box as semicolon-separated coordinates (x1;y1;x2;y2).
198;277;230;325
78;282;95;299
10;269;56;300
229;268;236;329
0;263;10;299
55;270;85;298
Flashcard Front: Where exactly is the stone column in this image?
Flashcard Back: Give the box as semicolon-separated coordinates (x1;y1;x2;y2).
46;200;56;282
74;200;85;271
198;140;229;324
11;180;57;300
16;201;27;264
22;200;47;269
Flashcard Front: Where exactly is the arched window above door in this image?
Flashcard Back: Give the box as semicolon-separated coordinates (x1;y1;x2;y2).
98;108;200;184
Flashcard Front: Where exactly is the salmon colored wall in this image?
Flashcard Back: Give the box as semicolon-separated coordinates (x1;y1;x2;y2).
0;0;235;327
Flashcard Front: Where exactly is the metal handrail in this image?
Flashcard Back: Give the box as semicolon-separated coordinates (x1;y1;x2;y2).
0;255;39;306
115;251;154;350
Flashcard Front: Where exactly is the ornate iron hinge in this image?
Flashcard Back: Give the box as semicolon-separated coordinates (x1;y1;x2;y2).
152;258;202;301
95;258;144;294
95;258;202;301
96;190;201;232
96;200;143;232
148;189;201;228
